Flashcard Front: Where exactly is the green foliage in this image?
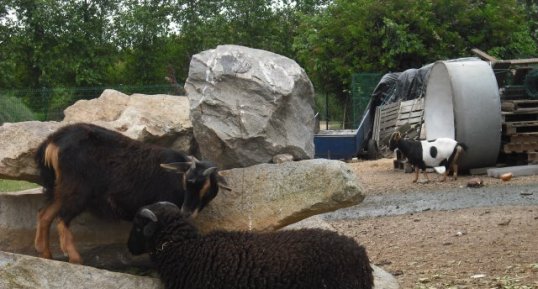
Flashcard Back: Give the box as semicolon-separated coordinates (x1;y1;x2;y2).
293;0;538;102
1;0;536;118
0;94;36;123
315;91;346;126
0;179;39;192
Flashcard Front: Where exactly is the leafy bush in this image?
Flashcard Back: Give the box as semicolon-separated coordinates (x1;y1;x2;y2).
315;91;346;128
0;94;36;124
0;179;39;192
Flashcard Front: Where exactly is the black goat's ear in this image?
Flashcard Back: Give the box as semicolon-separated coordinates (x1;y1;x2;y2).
161;162;192;173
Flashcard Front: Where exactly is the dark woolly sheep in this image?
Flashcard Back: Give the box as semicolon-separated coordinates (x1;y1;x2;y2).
34;123;228;264
389;131;467;183
128;202;374;289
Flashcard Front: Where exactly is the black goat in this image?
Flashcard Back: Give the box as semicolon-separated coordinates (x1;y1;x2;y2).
34;123;228;264
389;131;467;183
128;202;374;289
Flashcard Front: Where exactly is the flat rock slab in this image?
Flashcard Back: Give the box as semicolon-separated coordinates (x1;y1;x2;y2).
194;159;364;232
0;251;163;289
487;165;538;178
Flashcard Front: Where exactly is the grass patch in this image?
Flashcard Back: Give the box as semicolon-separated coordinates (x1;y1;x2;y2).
0;179;39;192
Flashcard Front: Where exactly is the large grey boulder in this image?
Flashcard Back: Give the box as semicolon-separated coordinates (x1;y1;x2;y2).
0;90;194;182
185;44;316;169
64;89;194;153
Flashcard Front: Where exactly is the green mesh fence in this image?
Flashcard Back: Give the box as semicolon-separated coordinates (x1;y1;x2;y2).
351;73;383;128
0;84;183;124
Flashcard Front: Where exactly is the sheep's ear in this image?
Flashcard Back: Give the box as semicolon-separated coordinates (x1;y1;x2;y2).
139;208;158;237
143;222;157;237
161;162;192;173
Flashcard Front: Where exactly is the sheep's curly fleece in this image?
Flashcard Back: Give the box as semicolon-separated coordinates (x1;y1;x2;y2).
146;207;373;289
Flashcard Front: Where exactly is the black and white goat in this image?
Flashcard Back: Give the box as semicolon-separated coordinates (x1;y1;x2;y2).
128;202;374;289
389;132;467;183
34;123;228;264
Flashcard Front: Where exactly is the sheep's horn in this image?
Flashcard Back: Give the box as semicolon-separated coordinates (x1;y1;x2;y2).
140;208;158;222
156;201;179;209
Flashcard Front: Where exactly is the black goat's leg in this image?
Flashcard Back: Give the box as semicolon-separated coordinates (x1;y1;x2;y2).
35;198;62;259
413;167;419;183
57;219;82;264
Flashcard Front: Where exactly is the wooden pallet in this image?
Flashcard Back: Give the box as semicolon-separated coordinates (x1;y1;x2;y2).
373;98;424;146
503;142;538;153
502;111;538;123
529;152;538;164
501;99;538;112
503;121;538;135
501;85;527;100
502;133;538;153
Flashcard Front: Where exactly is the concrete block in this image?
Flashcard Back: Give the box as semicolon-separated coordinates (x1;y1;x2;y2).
487;165;538;178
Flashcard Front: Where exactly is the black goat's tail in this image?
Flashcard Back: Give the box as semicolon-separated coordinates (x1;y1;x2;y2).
35;141;59;202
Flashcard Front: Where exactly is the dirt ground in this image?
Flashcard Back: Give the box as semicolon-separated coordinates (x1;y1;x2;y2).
329;158;538;289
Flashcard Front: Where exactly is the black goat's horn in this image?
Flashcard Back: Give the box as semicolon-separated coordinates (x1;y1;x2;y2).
160;162;192;173
218;183;232;191
140;208;158;222
202;167;218;177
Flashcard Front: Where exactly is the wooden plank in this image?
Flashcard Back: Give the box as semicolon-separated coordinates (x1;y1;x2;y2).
399;105;424;114
379;107;400;115
502;121;538;136
380;120;398;130
503;142;538;153
471;48;497;62
510;134;538;143
504;121;538;127
501;102;516;112
373;106;382;143
529;152;538;164
398;111;424;119
494;58;538;66
502;99;538;113
509;99;538;105
396;117;423;127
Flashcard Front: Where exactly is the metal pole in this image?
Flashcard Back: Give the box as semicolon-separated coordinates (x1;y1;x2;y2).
325;91;329;130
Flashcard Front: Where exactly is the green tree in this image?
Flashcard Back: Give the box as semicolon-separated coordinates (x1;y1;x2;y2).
5;0;119;89
114;0;175;85
293;0;537;103
0;6;16;87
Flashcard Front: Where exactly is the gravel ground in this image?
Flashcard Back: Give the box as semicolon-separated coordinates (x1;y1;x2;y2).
327;158;538;289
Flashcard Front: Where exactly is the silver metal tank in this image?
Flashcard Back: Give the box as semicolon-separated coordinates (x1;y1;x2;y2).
424;59;501;169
